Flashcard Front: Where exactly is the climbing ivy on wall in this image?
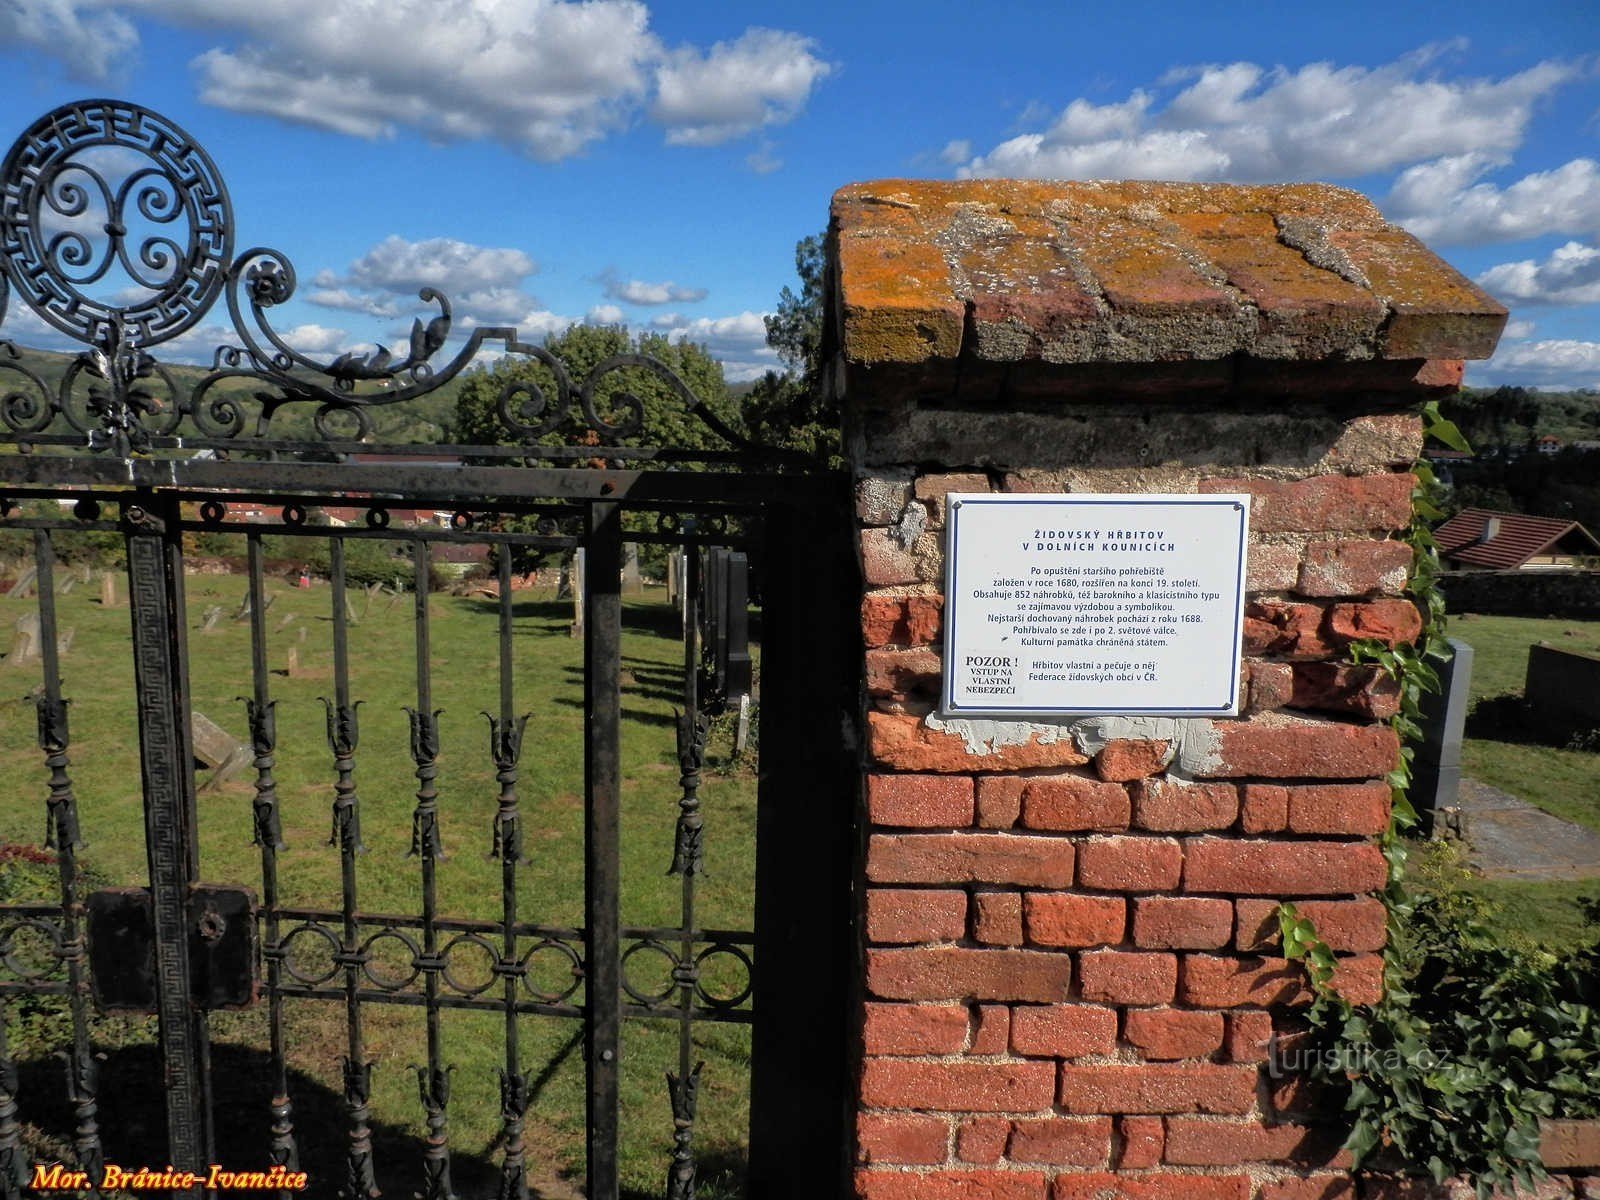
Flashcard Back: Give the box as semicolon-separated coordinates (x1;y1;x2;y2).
1278;401;1600;1199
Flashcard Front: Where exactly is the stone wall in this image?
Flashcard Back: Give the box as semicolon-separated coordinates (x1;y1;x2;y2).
830;180;1509;1200
1441;569;1600;619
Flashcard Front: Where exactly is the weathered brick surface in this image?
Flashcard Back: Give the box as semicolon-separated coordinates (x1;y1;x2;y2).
870;712;1091;772
1199;473;1414;533
955;1116;1009;1164
1057;1063;1259;1114
1006;1115;1113;1166
1130;896;1235;950
1123;1008;1225;1060
1259;1177;1357;1200
1297;539;1413;597
1290;662;1402;720
867;947;1073;1003
1249;660;1296;712
1226;1010;1275;1063
1181;952;1384;1007
867;774;975;827
863;1002;970;1055
860;1059;1056;1112
1077;951;1178;1006
1076;837;1184;892
1052;1174;1251;1200
1328;598;1422;647
1184;839;1388;896
866;888;968;944
1540;1118;1600;1170
1164;1117;1350;1166
868;833;1075;888
1095;739;1170;782
971;1004;1011;1055
1116;1115;1164;1168
867;648;945;699
856;1111;948;1164
1020;775;1131;832
1010;1004;1119;1059
856;1168;1048;1200
1129;780;1240;832
974;891;1025;945
1284;782;1392;836
1024;893;1126;948
977;776;1025;828
917;472;990;528
856;474;912;526
862;594;944;648
1249;542;1304;592
1204;721;1400;780
861;528;926;587
1241;783;1290;834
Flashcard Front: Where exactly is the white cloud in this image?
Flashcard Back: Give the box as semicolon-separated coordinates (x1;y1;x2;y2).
1503;318;1537;339
1469;338;1600;390
939;140;972;166
646;309;776;381
599;271;708;306
275;323;352;355
1389;158;1600;245
308;236;539;327
1477;242;1600;307
0;0;139;82
953;51;1574;183
652;27;832;146
586;304;625;324
305;288;403;319
745;141;783;175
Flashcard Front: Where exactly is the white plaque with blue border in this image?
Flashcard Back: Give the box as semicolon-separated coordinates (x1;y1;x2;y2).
942;493;1250;717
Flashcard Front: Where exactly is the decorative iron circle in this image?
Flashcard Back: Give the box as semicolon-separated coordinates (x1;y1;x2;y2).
277;922;343;986
619;939;679;1006
517;939;584;1004
439;932;498;996
0;99;233;348
199;499;226;525
358;928;421;992
694;942;754;1010
364;507;389;530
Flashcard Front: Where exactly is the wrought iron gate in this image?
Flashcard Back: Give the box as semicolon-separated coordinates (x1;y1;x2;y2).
0;100;855;1199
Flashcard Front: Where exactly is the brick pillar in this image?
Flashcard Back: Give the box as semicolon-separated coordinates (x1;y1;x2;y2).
828;181;1506;1200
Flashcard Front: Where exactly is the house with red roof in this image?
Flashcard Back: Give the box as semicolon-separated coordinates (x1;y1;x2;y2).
1434;508;1600;571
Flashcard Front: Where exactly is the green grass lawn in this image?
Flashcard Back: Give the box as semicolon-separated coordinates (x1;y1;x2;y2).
0;545;756;1198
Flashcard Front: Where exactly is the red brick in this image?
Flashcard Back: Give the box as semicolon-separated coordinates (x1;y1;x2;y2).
856;1112;948;1165
1248;542;1303;592
861;1059;1055;1112
954;1116;1009;1164
1539;1117;1600;1170
976;776;1024;828
1095;739;1169;782
1076;837;1183;892
1024;894;1126;948
1285;782;1392;836
1259;1177;1356;1200
916;473;990;526
868;774;975;827
856;1169;1047;1200
974;892;1024;946
971;1004;1010;1055
863;1003;970;1055
1184;839;1387;897
1244;600;1338;660
1058;1064;1258;1115
1116;1115;1164;1168
1020;775;1131;832
861;528;924;587
1240;784;1289;834
1248;661;1295;712
863;593;943;648
868;833;1074;888
1129;780;1239;832
1289;662;1401;720
1180;953;1384;1007
1200;473;1414;533
867;647;945;699
1052;1174;1250;1200
1164;1117;1349;1167
868;947;1073;1003
1204;720;1400;780
1327;597;1424;649
1010;1004;1117;1058
871;712;1091;773
1078;951;1177;1005
1124;1009;1225;1060
1130;896;1234;950
1297;538;1412;597
1226;1010;1275;1063
1006;1115;1113;1166
867;888;967;944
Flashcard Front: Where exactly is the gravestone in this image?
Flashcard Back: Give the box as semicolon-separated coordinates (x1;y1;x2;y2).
199;605;223;632
100;572;116;607
570;548;585;637
3;612;40;668
1414;637;1474;835
56;628;74;656
621;542;643;595
9;565;37;599
1526;641;1600;726
191;711;251;791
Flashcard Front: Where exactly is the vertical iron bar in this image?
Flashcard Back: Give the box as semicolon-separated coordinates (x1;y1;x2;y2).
323;538;378;1199
666;549;705;1200
0;1005;24;1200
244;533;298;1196
407;541;456;1200
122;495;205;1194
583;502;622;1200
32;530;101;1197
490;549;531;1200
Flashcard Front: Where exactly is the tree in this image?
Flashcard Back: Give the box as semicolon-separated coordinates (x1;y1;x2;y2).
741;234;838;462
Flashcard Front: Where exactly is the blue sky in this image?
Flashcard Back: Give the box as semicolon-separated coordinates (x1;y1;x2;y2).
1;0;1597;387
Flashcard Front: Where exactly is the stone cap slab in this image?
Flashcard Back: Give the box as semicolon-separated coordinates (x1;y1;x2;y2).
832;180;1506;367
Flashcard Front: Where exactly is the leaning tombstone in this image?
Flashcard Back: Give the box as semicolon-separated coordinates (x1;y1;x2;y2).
57;574;76;595
191;711;251;791
199;604;223;632
100;572;116;607
55;628;75;656
10;565;37;599
3;612;41;668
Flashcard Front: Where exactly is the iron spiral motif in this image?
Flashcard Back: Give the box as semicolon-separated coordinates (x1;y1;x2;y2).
0;100;764;456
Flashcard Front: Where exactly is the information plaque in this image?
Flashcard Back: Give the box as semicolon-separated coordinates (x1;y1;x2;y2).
943;493;1250;717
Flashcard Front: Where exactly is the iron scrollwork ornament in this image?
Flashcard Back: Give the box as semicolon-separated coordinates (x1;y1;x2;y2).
0;99;765;456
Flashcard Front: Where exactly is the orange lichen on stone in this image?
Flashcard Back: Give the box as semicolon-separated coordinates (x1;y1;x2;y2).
831;180;1507;367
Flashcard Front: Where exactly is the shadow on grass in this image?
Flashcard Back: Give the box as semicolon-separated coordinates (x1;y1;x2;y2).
1466;692;1600;751
15;1040;584;1199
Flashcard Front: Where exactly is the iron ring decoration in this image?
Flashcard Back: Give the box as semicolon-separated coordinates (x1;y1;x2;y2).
516;938;584;1004
0;914;68;981
693;941;754;1010
619;938;682;1006
438;931;500;996
0;99;233;347
276;921;344;986
358;928;422;992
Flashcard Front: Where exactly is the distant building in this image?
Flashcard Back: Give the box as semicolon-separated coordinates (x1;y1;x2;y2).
1434;508;1600;571
1536;434;1562;455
